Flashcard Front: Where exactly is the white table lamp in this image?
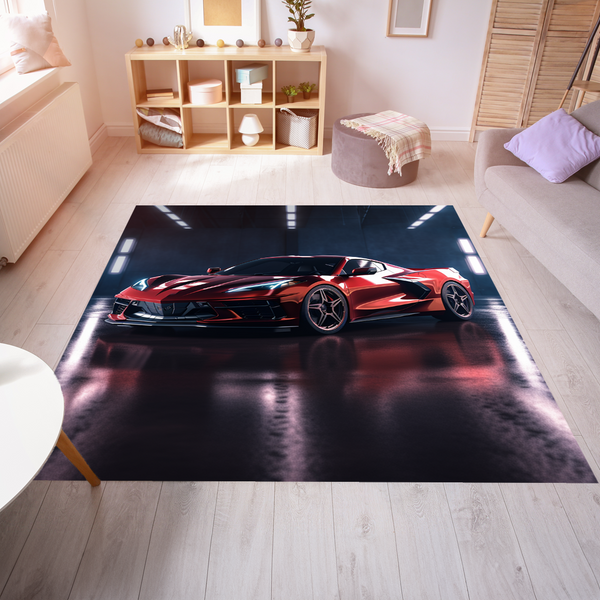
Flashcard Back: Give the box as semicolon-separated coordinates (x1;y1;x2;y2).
239;114;264;146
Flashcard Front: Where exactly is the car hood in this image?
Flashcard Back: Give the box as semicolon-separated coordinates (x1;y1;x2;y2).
118;274;307;301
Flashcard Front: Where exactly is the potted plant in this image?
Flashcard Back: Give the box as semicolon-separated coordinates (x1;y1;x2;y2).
281;84;298;103
298;81;316;99
282;0;315;53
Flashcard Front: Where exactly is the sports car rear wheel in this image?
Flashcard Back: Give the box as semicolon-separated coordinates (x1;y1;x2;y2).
302;285;348;334
439;282;473;321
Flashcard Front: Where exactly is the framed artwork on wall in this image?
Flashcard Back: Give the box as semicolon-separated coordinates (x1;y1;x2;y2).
387;0;432;37
185;0;261;45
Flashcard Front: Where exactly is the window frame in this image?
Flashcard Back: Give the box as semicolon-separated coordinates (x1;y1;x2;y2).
0;0;16;76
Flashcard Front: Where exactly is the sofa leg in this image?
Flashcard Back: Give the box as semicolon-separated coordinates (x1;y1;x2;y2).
480;213;495;237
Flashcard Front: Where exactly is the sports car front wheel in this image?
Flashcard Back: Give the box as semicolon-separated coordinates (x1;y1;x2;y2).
439;282;474;321
302;285;349;334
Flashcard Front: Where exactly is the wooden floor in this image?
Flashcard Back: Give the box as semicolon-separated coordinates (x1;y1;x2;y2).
2;136;600;600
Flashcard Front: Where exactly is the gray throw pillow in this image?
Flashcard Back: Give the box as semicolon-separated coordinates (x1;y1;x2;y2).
139;122;183;148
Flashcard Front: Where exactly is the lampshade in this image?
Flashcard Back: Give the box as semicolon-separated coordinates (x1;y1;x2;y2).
239;114;264;134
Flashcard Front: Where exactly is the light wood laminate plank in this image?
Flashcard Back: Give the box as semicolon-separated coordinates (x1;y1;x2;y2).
0;481;104;600
167;154;212;205
0;481;49;593
0;250;78;346
0;202;78;317
227;155;262;205
527;329;600;467
112;154;165;205
39;204;135;326
205;482;275;600
430;142;479;208
339;178;370;205
332;482;403;600
312;165;343;205
286;155;314;205
138;155;189;205
139;482;218;600
500;483;600;600
573;436;600;482
197;165;234;205
388;483;469;600
257;155;287;205
22;323;76;370
68;481;161;600
65;137;127;204
445;483;536;600
555;483;600;581
272;482;338;600
521;255;600;378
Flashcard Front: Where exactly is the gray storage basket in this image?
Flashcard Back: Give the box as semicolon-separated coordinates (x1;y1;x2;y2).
276;107;319;149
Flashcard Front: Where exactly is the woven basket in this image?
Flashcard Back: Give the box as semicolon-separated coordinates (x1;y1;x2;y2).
276;107;318;149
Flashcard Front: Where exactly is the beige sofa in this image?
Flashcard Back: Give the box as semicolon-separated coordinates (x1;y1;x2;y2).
474;99;600;321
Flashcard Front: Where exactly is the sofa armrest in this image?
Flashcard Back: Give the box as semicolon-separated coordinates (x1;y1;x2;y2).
474;127;527;198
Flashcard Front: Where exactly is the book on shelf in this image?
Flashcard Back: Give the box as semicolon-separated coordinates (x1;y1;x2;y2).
147;89;174;99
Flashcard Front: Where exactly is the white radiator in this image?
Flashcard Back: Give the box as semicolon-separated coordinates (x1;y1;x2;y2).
0;82;92;263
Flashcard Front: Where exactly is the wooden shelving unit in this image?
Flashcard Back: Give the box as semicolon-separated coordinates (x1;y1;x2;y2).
125;44;327;155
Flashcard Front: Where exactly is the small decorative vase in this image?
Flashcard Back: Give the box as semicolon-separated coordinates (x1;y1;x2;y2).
303;91;312;100
286;95;295;103
287;29;315;53
168;25;193;50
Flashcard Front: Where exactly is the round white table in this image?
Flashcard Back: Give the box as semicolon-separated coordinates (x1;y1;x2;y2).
0;343;100;512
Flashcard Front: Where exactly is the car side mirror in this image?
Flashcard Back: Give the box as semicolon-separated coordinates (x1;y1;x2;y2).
207;267;221;274
351;267;377;276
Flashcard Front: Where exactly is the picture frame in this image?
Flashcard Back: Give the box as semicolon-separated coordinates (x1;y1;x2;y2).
386;0;432;37
185;0;261;45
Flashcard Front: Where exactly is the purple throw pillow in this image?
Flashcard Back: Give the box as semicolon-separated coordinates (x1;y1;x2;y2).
504;108;600;183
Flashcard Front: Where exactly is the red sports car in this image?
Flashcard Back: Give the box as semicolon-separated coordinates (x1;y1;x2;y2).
106;255;474;334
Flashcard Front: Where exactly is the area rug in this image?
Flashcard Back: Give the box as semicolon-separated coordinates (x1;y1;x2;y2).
38;205;597;483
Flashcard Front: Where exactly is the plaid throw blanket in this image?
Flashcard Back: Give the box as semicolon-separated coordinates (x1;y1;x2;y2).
341;111;431;175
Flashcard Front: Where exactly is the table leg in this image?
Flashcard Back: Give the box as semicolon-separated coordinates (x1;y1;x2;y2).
56;429;101;486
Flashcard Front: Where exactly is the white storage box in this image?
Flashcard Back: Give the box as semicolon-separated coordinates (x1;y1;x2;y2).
241;82;263;104
188;79;222;105
235;63;268;85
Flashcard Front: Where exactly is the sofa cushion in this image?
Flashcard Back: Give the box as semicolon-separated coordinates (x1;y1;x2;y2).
483;165;600;318
504;109;600;183
571;99;600;192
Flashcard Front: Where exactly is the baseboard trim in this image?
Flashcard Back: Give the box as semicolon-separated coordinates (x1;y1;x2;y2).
430;128;471;142
106;124;136;137
89;124;109;155
103;124;473;143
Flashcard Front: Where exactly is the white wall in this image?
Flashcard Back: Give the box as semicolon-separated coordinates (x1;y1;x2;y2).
82;0;492;140
44;0;104;140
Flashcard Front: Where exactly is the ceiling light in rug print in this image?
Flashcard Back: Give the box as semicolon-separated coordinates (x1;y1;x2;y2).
106;255;474;334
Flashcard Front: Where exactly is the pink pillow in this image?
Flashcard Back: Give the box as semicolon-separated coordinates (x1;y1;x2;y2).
1;12;71;74
504;108;600;183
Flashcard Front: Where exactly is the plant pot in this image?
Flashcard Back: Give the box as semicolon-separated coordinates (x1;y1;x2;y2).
286;95;295;103
303;91;312;100
287;29;315;53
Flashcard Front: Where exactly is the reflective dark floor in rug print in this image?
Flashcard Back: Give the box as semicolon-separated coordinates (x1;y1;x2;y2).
39;297;595;483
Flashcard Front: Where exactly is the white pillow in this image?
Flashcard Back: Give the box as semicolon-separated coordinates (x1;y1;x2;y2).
1;11;71;74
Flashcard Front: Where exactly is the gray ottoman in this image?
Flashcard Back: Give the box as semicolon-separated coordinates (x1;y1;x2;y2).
332;113;419;188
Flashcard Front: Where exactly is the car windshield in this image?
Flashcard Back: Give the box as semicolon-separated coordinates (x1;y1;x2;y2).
221;257;343;276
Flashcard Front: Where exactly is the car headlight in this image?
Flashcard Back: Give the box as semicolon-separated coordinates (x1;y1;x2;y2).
132;278;149;291
226;279;296;293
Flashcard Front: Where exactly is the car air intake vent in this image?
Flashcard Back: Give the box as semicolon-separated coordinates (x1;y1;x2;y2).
386;277;432;299
136;301;216;319
223;299;286;320
112;299;130;315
